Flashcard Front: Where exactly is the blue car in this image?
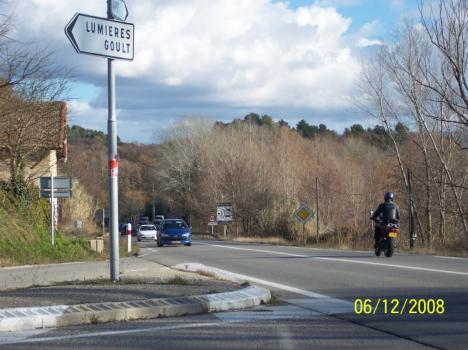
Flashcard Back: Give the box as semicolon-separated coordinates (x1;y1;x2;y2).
157;219;192;247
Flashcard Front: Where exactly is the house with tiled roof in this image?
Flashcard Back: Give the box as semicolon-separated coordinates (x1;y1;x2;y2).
0;86;68;187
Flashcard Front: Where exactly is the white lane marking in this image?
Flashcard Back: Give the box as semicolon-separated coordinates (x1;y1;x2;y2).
203;243;307;257
316;257;468;277
201;243;468;277
173;263;353;315
137;253;150;258
0;322;222;345
214;304;319;322
214;298;353;322
0;330;48;345
0;304;327;346
286;298;352;316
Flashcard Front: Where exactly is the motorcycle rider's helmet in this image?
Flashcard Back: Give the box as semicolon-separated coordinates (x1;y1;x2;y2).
384;192;394;202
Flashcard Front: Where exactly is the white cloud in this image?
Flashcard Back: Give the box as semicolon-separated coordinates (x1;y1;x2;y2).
7;0;391;141
13;0;368;110
67;100;107;131
313;0;362;6
68;100;92;115
358;38;383;47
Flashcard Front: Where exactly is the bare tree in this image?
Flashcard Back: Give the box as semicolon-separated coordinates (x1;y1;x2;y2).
0;92;67;194
0;4;69;196
358;2;468;246
416;0;468;129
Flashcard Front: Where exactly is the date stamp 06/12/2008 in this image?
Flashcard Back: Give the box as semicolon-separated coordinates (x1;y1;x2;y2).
354;298;446;315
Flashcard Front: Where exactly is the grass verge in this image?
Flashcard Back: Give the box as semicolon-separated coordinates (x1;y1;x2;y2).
0;196;139;267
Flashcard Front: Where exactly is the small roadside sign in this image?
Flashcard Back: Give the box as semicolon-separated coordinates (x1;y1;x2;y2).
40;189;72;198
65;13;134;60
40;176;73;198
111;0;128;21
217;203;232;224
208;213;217;226
40;176;72;190
293;204;314;224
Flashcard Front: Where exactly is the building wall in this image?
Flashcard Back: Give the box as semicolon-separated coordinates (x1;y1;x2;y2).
31;150;58;188
0;150;58;186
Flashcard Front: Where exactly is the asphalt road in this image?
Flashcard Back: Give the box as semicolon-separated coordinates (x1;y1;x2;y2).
2;239;467;350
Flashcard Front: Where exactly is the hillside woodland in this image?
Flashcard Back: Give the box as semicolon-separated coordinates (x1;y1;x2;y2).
63;116;467;253
1;0;466;256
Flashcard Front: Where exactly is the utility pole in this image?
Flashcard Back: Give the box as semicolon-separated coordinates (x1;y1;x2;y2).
102;208;105;236
407;168;415;249
315;177;320;245
151;184;156;223
107;0;119;282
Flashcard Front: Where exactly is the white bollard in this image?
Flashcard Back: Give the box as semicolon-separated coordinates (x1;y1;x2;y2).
127;223;132;253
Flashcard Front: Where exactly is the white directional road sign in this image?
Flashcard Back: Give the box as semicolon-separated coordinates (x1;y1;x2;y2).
65;13;134;61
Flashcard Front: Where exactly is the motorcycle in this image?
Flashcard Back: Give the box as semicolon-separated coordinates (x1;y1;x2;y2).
371;213;399;258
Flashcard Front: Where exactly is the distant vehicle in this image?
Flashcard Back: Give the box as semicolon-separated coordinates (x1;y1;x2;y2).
119;222;138;236
154;219;163;229
157;219;191;247
136;224;157;242
139;216;150;225
155;215;164;221
372;216;399;258
119;223;127;235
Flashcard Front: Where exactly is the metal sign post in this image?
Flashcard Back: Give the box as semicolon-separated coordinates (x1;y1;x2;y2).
107;0;119;282
315;177;320;245
40;175;73;245
407;169;415;249
51;173;55;246
293;204;314;244
208;213;217;236
102;208;105;235
65;1;134;282
216;203;232;238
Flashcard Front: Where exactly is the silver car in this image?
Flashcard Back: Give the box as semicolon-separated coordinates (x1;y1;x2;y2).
136;225;158;242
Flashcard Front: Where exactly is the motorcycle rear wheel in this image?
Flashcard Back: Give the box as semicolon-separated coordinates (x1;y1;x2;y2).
385;238;394;257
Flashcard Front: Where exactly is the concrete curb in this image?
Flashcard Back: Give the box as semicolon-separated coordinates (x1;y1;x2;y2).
173;263;250;283
0;286;270;332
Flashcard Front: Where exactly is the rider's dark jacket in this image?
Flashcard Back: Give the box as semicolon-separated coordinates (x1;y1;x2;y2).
372;202;400;224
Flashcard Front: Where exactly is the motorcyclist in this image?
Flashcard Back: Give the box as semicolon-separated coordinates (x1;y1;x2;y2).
371;192;400;248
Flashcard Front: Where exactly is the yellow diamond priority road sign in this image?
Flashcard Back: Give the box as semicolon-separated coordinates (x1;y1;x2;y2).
293;204;314;224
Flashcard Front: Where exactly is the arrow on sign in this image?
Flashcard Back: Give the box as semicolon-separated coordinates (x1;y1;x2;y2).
65;13;134;61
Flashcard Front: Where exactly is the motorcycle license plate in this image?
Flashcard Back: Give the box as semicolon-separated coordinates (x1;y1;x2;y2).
389;232;398;238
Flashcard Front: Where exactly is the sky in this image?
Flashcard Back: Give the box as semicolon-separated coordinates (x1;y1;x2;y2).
10;0;418;143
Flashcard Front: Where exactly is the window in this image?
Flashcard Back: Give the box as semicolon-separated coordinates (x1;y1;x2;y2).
163;221;187;229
